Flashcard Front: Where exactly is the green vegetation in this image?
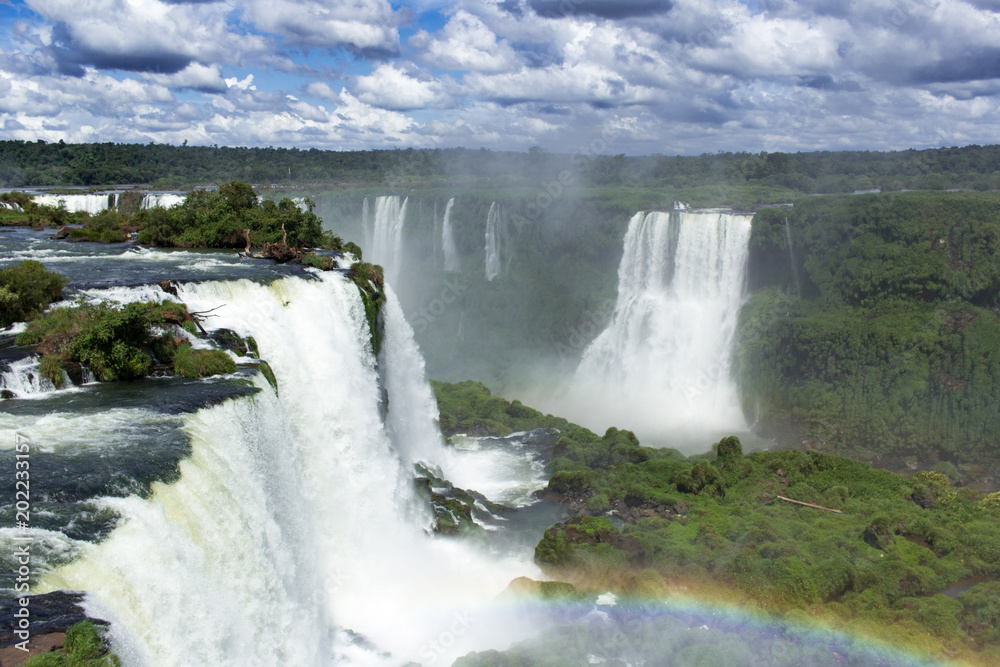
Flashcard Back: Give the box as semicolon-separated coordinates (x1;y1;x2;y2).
347;262;387;355
135;181;326;250
432;379;572;437
2;140;1000;193
172;343;237;379
436;384;1000;664
21;620;120;666
16;301;236;383
739;191;1000;464
66;209;129;243
531;435;1000;663
0;260;68;327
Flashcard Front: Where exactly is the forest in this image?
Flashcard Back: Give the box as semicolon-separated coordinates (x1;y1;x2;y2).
2;140;1000;196
738;192;1000;467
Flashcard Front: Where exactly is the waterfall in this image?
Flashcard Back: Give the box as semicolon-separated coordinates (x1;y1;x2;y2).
28;192;184;214
784;216;802;298
568;210;753;448
0;356;65;397
32;194;112;215
40;274;538;666
484;202;509;282
140;194;185;210
362;196;408;285
442;198;459;272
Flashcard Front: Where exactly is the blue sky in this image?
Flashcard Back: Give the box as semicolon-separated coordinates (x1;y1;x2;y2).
0;0;998;154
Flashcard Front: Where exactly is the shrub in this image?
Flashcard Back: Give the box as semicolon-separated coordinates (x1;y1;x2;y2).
173;344;236;378
0;260;68;327
301;253;335;271
72;303;158;381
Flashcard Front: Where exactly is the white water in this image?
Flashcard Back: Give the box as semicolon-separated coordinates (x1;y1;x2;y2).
140;194;185;210
554;210;753;449
40;274;542;666
363;196;408;285
442;198;459;272
32;193;114;215
28;192;183;214
0;356;70;398
484;202;509;282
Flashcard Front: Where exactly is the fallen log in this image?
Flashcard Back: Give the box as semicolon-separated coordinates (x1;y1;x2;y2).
776;495;843;514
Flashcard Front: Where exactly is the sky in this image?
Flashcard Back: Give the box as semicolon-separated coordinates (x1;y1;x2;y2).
0;0;998;155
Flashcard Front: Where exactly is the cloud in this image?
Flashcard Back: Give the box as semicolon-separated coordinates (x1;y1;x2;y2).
144;62;228;92
528;0;673;20
410;10;520;72
225;74;257;91
0;0;999;156
351;62;451;110
242;0;401;55
24;0;267;77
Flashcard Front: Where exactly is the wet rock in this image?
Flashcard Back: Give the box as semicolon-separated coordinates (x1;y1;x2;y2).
210;328;250;356
50;225;71;240
0;591;94;647
158;280;179;297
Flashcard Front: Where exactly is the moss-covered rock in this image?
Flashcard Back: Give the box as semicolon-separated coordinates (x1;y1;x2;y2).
347;261;386;356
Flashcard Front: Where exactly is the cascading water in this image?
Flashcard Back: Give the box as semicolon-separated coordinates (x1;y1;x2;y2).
140;194;185;210
564;209;753;449
441;198;459;272
362;196;407;285
39;273;541;666
0;356;65;397
25;192;183;214
784;216;802;299
31;194;113;215
484;202;509;282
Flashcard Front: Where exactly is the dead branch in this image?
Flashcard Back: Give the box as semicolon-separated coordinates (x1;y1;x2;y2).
776;495;843;514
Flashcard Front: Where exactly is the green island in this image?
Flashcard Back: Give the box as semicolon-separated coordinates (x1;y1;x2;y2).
432;380;1000;666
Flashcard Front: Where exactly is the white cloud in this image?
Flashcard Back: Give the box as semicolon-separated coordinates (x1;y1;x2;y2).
410;10;520;72
25;0;267;74
145;63;228;92
352;63;452;110
243;0;401;54
225;74;257;91
0;0;998;154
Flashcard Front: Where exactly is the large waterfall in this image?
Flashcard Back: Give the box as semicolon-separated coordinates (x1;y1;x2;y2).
566;209;753;449
363;196;408;285
30;192;184;214
484;202;509;282
441;198;459;272
39;274;539;666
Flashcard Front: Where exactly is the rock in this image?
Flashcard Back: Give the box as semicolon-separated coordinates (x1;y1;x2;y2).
0;632;65;666
0;591;92;646
158;280;179;297
1;389;14;399
210;328;249;356
50;225;71;240
863;521;894;550
62;360;86;386
36;332;75;356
